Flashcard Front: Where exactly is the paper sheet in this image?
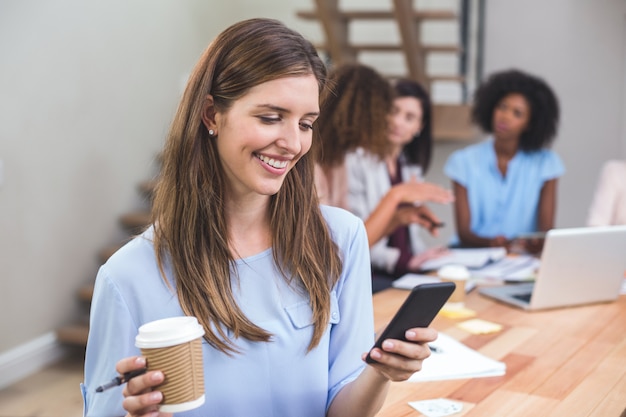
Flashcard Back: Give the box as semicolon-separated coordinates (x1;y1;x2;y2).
419;247;507;271
408;398;464;416
456;318;503;334
470;255;540;281
392;273;477;293
439;305;476;319
408;333;506;382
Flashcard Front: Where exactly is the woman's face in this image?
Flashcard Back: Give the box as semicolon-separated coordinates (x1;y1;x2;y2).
214;75;319;200
387;96;423;147
492;93;530;142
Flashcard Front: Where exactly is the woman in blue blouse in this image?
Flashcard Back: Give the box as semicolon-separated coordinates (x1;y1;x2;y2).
444;69;564;252
82;19;436;417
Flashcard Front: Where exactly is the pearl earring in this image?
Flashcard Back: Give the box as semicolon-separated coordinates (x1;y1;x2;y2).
208;129;215;136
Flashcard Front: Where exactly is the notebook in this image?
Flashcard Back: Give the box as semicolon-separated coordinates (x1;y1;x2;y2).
478;225;626;310
392;273;477;293
419;247;507;271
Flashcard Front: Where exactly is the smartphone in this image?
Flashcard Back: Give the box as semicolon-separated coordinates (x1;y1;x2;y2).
365;282;455;364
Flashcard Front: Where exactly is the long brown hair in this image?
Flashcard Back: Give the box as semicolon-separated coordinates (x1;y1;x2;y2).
151;18;342;354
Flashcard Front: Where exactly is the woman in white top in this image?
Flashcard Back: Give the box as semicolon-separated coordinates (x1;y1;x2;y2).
346;79;453;292
587;160;626;226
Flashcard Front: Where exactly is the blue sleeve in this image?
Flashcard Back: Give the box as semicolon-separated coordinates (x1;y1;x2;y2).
82;266;141;417
444;149;469;186
540;149;565;181
326;215;375;410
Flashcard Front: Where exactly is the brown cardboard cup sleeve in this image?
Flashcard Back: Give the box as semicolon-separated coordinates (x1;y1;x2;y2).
135;316;206;413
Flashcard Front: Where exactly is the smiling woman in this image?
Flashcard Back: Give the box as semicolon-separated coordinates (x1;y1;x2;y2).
81;18;438;417
205;75;320;199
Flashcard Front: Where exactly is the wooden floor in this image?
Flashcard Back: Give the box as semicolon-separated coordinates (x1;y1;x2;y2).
0;349;85;417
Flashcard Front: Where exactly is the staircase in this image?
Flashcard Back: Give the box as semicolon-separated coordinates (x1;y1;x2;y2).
297;0;479;141
55;177;157;346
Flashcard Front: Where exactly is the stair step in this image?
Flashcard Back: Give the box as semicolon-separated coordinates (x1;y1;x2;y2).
138;179;157;199
313;43;462;54
78;283;94;302
119;211;152;232
432;104;479;141
99;243;124;264
297;9;457;21
429;74;466;83
56;324;89;346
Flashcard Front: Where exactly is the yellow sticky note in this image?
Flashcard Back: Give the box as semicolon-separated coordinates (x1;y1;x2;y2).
457;318;503;334
439;305;477;319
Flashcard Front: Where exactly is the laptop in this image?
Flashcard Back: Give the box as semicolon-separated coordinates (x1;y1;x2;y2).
478;225;626;310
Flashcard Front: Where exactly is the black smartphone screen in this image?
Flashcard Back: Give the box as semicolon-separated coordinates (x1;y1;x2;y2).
365;282;455;364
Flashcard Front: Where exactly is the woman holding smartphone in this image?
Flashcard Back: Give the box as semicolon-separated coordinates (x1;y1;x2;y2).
82;18;436;417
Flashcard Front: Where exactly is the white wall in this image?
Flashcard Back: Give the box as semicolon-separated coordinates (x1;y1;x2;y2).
0;0;227;353
0;0;625;361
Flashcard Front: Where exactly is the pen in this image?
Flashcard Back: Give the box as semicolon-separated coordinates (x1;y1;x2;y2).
420;215;444;229
428;344;443;353
95;368;147;393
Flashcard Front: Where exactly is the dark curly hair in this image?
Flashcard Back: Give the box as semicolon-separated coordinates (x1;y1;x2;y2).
392;78;433;174
314;63;392;168
472;69;559;151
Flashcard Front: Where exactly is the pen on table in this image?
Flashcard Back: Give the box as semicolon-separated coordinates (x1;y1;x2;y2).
428;344;443;353
95;368;147;393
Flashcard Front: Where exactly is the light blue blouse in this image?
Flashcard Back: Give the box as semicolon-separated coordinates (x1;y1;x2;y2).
444;138;565;241
82;205;374;417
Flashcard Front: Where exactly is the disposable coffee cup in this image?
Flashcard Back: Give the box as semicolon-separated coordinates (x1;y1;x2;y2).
135;316;206;412
437;264;470;309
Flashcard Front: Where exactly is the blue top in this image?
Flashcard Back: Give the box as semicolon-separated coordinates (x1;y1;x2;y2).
82;205;374;417
444;138;565;240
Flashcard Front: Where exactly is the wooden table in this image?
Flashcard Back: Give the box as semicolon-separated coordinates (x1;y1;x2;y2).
373;288;626;417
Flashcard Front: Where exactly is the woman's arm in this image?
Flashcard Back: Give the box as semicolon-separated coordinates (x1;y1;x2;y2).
364;182;453;247
520;178;558;254
452;181;507;247
537;178;558;231
327;328;437;417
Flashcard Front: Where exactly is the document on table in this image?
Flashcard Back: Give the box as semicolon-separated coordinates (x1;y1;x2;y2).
392;273;477;293
419;247;507;271
408;332;506;382
470;254;540;281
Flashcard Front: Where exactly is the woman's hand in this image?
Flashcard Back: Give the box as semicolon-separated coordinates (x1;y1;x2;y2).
518;237;544;254
116;356;172;417
406;247;450;271
363;327;437;381
489;235;510;248
393;181;454;206
413;205;445;236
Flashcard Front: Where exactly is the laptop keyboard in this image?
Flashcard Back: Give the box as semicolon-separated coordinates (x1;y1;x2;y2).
512;292;532;303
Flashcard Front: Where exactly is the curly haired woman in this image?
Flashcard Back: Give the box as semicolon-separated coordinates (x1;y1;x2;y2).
444;69;565;252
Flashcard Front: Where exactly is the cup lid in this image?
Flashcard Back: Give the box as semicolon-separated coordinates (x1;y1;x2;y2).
135;316;205;348
437;264;470;280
